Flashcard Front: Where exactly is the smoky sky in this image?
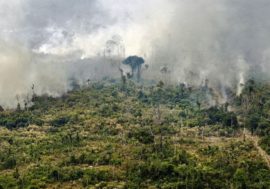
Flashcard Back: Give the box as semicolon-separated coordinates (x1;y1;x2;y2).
0;0;270;108
1;0;111;47
149;0;270;87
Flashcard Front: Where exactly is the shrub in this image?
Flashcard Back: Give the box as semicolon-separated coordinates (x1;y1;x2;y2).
128;128;154;144
259;136;270;155
2;157;16;169
50;116;70;127
49;170;62;181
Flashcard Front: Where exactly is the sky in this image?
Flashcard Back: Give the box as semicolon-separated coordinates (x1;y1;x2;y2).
0;0;270;108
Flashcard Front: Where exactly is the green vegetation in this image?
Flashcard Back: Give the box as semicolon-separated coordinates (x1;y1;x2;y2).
0;80;269;188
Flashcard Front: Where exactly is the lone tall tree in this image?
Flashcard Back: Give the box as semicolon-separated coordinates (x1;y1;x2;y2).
122;56;145;82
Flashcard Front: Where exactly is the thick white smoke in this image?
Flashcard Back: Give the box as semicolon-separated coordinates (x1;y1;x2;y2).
0;0;270;108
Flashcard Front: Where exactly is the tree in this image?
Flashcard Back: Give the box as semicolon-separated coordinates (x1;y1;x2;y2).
233;168;248;189
160;66;170;84
196;98;201;111
13;168;20;179
123;56;145;82
246;114;260;134
119;68;127;90
104;35;125;67
16;103;21;111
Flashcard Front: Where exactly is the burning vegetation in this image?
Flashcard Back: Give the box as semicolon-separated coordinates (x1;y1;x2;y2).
0;0;270;188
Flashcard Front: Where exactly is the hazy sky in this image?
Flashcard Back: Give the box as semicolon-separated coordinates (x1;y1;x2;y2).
0;0;270;108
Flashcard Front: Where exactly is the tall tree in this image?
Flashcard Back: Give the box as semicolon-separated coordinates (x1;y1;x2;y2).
122;56;145;82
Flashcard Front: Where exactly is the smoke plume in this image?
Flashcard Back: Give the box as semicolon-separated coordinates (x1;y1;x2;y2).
0;0;270;108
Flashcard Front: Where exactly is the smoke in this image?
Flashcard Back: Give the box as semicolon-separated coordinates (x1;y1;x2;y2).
0;0;270;108
148;0;270;85
0;0;118;108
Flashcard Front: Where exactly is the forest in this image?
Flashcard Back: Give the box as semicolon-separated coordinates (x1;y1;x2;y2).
1;0;270;188
0;78;269;189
